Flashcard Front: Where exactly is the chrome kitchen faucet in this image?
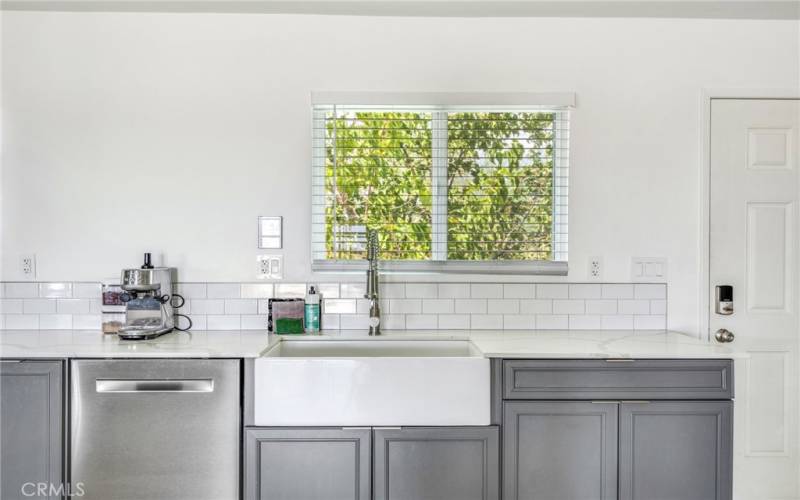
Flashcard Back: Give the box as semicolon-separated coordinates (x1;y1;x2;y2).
365;230;381;336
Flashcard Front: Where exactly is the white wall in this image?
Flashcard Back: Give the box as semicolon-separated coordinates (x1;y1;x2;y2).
2;12;798;334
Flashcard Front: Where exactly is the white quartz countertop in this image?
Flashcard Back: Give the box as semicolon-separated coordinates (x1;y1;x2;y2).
0;329;735;359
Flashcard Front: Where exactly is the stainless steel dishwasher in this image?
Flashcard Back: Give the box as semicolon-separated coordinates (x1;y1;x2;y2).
70;359;240;500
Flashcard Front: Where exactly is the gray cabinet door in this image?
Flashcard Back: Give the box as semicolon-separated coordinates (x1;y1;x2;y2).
245;427;371;500
374;426;499;500
503;401;618;500
0;360;63;500
619;401;733;500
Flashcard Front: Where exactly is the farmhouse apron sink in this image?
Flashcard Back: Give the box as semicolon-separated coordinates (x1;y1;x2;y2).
253;339;490;426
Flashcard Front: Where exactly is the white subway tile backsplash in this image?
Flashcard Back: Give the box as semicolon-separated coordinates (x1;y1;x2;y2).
536;315;569;329
73;314;101;330
6;314;39;329
569;315;602;330
503;315;536;330
405;283;438;299
634;315;667;329
57;299;91;314
340;283;367;298
40;314;73;330
437;314;469;329
585;299;617;315
634;284;667;299
471;315;503;330
73;282;102;298
569;284;602;299
0;299;24;314
321;314;340;329
275;283;306;298
4;283;38;298
619;300;650;315
503;284;536;299
381;314;406;329
317;283;340;299
601;284;634;299
209;315;242;330
553;299;585;315
380;283;406;298
650;300;667;315
438;284;469;299
39;282;72;298
190;299;225;315
207;283;241;299
224;299;258;315
0;315;5;329
0;281;668;332
175;283;207;299
422;299;454;314
207;315;241;330
240;283;274;299
23;299;56;314
487;299;519;314
340;314;369;329
241;315;268;330
601;315;634;330
325;299;357;314
471;284;503;299
455;299;487;314
389;299;422;314
536;284;569;299
406;315;437;329
519;299;553;314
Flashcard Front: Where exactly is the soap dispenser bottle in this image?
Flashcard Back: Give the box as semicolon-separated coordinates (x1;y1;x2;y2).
304;286;321;333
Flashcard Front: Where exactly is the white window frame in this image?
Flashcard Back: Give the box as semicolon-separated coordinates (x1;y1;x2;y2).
311;92;574;275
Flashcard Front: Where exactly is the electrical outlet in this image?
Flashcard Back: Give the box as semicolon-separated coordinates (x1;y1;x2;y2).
588;256;603;281
20;254;36;279
256;254;283;280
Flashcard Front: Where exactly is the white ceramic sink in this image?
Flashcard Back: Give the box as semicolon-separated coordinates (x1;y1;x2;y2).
253;339;490;426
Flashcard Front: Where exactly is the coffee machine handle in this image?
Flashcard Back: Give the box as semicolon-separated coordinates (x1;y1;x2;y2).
142;253;154;269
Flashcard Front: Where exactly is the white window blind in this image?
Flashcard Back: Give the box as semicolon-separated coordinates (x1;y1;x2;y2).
311;99;570;274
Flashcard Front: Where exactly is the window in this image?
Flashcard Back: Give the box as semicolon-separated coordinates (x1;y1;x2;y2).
311;94;571;274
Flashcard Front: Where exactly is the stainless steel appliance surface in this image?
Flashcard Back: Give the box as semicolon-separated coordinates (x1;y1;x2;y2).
70;359;240;500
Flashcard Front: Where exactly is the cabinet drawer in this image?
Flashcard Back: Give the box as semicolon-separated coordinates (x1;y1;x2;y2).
503;359;733;400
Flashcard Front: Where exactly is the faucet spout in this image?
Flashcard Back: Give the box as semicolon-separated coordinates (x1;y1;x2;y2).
365;230;381;336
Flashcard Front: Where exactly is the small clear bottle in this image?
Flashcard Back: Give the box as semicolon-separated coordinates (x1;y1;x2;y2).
304;286;321;333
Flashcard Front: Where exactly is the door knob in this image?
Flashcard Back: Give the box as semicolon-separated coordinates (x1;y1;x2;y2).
715;328;735;343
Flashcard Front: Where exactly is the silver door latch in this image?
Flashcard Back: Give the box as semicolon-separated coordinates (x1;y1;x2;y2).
714;328;735;343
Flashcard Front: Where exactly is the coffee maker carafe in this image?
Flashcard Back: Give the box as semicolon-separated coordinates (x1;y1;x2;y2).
119;253;187;340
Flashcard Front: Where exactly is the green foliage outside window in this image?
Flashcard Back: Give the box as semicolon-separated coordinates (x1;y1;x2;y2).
324;110;555;261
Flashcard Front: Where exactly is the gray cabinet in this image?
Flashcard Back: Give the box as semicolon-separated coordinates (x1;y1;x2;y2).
619;401;733;500
0;360;64;500
244;427;371;500
502;402;618;500
374;427;499;500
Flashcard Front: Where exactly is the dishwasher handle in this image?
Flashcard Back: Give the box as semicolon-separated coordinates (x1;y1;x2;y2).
96;379;214;393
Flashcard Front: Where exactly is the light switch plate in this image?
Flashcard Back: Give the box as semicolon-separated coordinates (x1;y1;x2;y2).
631;257;667;282
258;216;283;249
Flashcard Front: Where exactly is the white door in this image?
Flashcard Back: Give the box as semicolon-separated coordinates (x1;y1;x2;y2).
710;98;800;500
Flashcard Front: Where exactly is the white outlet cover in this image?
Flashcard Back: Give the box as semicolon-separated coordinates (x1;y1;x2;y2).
256;254;283;280
20;254;36;280
588;256;603;281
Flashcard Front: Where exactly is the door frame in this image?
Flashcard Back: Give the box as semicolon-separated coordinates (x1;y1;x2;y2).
698;88;800;341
